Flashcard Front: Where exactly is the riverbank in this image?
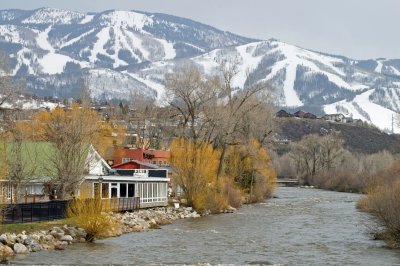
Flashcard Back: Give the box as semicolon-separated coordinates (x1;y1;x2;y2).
0;207;200;261
12;187;400;265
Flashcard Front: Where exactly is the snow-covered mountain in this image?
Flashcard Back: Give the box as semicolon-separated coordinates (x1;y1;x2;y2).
0;8;399;133
0;7;254;97
134;40;400;133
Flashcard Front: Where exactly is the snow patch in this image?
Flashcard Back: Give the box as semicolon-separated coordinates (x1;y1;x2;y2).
89;27;110;64
375;60;383;73
22;8;84;25
126;72;166;105
98;11;153;32
80;14;94;24
156;38;176;60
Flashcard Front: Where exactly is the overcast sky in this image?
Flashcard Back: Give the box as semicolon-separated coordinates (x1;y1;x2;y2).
1;0;399;60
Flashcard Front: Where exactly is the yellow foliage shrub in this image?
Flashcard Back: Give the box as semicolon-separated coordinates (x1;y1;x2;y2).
171;138;226;212
67;190;117;242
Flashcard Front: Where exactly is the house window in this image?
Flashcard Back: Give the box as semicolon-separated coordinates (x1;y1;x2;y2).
111;183;118;198
122;158;132;163
164;161;167;165
128;183;135;197
102;183;109;198
120;183;127;198
152;160;157;165
94;183;100;198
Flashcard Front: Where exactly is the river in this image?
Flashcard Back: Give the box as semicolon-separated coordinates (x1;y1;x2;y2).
12;187;400;265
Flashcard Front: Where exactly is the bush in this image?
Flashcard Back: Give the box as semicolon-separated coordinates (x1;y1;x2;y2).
358;180;400;247
221;177;242;209
67;197;117;242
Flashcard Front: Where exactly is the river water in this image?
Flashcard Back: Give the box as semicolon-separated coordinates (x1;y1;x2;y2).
13;187;400;265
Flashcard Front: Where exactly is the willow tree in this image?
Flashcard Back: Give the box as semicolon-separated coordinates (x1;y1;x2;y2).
225;139;277;203
170;138;223;212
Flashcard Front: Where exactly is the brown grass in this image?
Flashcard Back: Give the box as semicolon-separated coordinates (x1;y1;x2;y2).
358;180;400;247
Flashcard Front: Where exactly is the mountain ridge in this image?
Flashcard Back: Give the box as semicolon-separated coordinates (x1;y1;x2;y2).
0;8;399;133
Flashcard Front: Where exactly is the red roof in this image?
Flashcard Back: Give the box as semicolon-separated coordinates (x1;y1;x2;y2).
112;160;159;170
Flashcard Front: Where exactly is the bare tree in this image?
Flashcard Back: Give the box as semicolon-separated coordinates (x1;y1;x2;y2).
165;63;218;140
319;131;344;171
34;105;101;199
5;121;39;202
290;134;322;184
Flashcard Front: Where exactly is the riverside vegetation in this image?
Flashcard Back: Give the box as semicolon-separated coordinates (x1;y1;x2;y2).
272;130;400;248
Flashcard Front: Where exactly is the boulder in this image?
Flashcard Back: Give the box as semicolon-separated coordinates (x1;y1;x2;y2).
24;238;42;252
13;243;28;254
41;243;54;250
54;241;68;250
60;235;73;242
43;234;54;243
137;218;150;229
5;234;16;247
30;234;41;242
0;244;14;259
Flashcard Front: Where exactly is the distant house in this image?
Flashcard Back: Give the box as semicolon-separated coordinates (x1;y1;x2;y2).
323;113;346;122
344;116;353;123
294;110;306;118
303;112;317;119
276;109;292;118
294;110;317;119
113;147;170;167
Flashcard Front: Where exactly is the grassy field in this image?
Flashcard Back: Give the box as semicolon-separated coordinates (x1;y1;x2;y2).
0;218;72;234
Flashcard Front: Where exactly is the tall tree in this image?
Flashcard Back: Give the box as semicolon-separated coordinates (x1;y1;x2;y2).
165;64;218;140
33;105;101;199
170;138;220;210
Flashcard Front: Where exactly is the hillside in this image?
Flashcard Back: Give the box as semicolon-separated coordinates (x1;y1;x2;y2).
276;117;400;154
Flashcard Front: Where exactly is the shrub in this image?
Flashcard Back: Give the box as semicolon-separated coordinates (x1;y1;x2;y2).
358;180;400;247
171;138;224;213
67;195;117;242
221;177;242;209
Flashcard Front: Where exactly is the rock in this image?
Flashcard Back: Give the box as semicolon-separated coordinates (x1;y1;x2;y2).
0;236;6;245
137;218;150;229
76;228;87;238
54;241;68;250
29;242;42;252
180;198;188;205
43;234;54;243
5;235;16;247
30;234;40;242
24;238;42;252
17;233;27;242
41;243;54;250
0;245;14;259
50;228;65;239
13;243;28;254
60;235;73;242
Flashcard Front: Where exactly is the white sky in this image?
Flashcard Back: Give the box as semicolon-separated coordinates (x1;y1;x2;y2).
1;0;399;60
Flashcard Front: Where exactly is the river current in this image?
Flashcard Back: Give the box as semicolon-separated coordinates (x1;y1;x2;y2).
13;187;400;265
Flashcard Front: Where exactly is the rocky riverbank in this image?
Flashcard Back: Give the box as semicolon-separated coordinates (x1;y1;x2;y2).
0;207;200;261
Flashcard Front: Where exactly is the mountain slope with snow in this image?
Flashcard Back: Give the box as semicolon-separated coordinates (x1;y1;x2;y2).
134;40;400;132
0;8;399;132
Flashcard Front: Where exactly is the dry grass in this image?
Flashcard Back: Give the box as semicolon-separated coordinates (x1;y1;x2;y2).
358;180;400;247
